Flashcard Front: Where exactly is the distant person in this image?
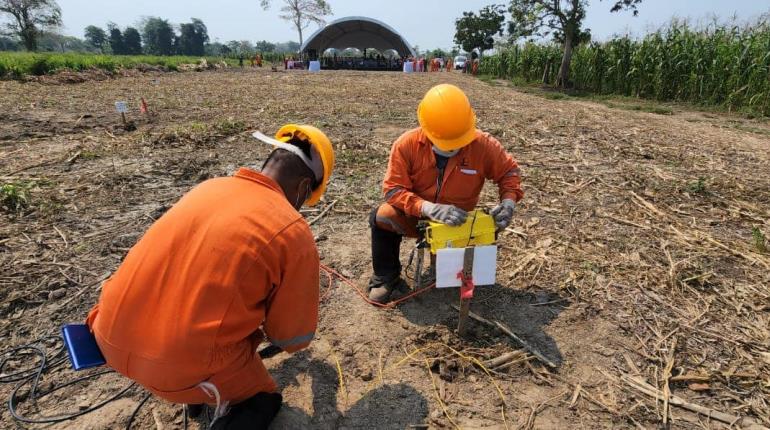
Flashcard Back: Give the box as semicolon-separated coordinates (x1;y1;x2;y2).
238;54;244;68
86;125;336;429
367;84;523;303
446;57;453;72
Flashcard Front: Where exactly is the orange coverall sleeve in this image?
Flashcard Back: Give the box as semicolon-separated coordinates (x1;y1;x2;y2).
262;221;320;354
482;135;524;203
382;136;425;218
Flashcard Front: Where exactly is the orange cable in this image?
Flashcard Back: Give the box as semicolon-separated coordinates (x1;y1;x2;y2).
319;264;435;308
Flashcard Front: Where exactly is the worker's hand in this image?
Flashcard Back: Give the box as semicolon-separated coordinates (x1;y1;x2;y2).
421;202;468;226
490;199;516;230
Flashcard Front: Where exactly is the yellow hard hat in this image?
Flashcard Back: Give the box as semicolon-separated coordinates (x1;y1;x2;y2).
274;124;335;206
417;84;477;152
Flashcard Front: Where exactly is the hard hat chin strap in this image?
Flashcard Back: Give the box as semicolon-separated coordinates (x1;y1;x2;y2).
432;145;460;158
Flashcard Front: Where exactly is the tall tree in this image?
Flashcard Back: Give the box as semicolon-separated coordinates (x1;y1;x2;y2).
0;35;18;50
107;23;125;55
177;18;208;56
84;25;107;52
0;0;62;51
260;0;331;47
123;26;142;55
454;4;506;58
255;40;276;52
274;40;299;53
142;17;175;55
205;41;228;56
38;30;90;52
508;0;642;87
226;40;255;56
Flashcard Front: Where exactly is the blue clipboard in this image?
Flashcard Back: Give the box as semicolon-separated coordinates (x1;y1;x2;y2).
61;324;106;370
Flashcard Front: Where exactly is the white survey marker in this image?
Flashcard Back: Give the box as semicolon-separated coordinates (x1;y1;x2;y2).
435;245;497;288
114;101;129;113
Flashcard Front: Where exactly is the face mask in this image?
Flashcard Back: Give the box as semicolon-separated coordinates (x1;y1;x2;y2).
432;145;460;158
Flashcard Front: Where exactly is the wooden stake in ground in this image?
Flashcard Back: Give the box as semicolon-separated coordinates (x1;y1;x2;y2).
457;247;475;337
453;304;558;369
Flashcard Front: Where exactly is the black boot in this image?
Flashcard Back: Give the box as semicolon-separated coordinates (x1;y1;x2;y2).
210;392;283;430
369;207;406;304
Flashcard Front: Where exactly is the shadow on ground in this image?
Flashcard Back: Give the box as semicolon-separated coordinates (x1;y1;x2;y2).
397;283;567;367
268;352;429;429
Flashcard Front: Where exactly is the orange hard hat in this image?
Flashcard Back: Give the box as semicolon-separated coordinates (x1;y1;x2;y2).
417;84;477;152
275;124;335;206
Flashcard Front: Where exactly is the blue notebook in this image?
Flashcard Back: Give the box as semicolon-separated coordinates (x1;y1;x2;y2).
61;324;106;370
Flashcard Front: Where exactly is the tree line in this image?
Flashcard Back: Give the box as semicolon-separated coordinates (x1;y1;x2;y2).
83;18;208;56
0;0;311;57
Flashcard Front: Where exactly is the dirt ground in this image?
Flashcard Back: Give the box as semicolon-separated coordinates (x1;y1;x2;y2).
1;68;769;429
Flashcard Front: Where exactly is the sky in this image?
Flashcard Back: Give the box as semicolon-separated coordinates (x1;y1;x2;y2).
53;0;770;50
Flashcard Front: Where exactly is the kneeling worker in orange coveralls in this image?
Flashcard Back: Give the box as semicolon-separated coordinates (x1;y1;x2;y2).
86;124;335;429
368;84;524;303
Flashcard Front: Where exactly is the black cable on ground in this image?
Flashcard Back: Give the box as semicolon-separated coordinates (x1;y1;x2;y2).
1;334;135;425
3;335;287;428
125;392;151;430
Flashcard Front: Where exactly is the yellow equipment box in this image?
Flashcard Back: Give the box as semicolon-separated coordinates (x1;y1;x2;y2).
425;210;496;254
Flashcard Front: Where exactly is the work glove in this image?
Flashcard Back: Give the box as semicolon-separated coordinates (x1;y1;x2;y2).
490;199;516;230
421;202;468;226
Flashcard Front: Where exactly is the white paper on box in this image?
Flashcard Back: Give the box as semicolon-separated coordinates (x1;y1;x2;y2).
115;101;129;113
435;245;497;288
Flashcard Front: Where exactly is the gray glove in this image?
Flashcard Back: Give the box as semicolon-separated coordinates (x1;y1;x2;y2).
490;199;516;230
421;202;468;226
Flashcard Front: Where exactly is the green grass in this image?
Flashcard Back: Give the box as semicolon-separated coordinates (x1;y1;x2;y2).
605;102;674;115
1;182;32;213
753;227;768;254
0;52;239;79
477;74;503;86
513;83;675;114
686;177;709;194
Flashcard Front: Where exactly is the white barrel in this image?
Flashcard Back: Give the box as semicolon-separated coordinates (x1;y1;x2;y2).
403;61;414;73
309;61;321;72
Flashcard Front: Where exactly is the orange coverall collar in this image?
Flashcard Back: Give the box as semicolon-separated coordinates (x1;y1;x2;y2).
233;167;285;198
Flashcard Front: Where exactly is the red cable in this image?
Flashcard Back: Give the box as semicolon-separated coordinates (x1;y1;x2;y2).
319;264;435;308
320;268;335;301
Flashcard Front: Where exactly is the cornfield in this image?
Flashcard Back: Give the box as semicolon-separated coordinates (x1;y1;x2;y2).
481;20;770;115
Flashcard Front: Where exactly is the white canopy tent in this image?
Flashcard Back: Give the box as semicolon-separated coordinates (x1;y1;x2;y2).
300;16;416;59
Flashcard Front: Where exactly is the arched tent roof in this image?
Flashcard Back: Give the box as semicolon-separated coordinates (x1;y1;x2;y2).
301;16;416;57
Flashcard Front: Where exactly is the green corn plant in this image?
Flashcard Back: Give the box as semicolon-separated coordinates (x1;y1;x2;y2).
481;18;770;115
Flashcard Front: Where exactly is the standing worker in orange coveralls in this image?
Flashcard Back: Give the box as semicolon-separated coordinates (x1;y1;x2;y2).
367;84;523;303
86;124;335;429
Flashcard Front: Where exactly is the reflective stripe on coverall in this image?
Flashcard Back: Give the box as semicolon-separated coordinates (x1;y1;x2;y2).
87;167;319;405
